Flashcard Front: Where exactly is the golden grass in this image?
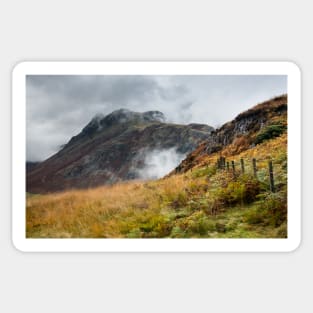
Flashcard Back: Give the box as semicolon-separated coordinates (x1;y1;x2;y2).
26;175;193;238
27;134;287;238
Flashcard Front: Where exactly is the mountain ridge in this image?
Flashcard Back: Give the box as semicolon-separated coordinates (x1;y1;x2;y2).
27;109;214;193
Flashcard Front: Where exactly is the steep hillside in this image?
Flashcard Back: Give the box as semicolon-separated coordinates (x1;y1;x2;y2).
27;109;213;193
26;95;288;239
174;95;287;173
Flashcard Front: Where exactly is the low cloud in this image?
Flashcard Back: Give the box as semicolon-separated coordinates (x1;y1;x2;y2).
136;148;186;180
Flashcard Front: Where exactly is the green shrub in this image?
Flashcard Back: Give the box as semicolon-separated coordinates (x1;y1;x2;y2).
260;192;287;227
245;191;287;228
186;181;209;196
170;191;189;209
175;211;216;237
215;222;226;233
214;174;260;206
127;228;142;238
188;218;215;235
120;212;173;238
170;226;186;238
255;124;286;144
225;219;239;232
215;182;245;206
244;207;267;225
242;175;262;202
138;215;172;237
192;166;216;178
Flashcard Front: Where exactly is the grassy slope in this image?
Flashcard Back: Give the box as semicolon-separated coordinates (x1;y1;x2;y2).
26;132;287;238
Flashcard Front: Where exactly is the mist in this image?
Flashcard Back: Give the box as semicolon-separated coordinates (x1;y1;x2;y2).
136;148;186;180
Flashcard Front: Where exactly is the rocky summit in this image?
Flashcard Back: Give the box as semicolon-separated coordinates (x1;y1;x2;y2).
27;109;214;193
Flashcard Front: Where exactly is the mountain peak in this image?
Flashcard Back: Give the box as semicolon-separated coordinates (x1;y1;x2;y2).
82;109;166;137
104;109;165;124
142;110;165;122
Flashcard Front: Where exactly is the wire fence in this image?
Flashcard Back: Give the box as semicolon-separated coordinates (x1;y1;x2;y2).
215;156;276;192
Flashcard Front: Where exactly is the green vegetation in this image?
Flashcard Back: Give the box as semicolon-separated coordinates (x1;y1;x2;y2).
26;133;287;239
255;124;286;145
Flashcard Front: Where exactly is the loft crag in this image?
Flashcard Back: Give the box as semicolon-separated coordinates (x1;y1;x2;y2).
27;109;214;193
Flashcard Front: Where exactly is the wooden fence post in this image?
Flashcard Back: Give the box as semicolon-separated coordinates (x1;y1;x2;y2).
240;158;245;174
252;158;257;178
231;160;236;177
268;160;275;192
217;157;222;169
217;156;226;170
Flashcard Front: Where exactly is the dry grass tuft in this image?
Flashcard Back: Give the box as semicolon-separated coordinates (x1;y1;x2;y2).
27;175;191;238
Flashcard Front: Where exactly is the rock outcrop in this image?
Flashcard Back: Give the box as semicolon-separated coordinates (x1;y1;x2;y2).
174;95;287;173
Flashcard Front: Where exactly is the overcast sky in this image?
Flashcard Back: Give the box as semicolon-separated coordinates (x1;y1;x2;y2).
26;75;287;161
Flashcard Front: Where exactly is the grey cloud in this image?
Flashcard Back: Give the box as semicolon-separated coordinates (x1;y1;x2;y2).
26;75;287;161
27;75;195;161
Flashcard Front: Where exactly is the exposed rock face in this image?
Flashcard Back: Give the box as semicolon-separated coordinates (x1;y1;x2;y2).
27;109;213;193
204;95;287;154
174;95;287;173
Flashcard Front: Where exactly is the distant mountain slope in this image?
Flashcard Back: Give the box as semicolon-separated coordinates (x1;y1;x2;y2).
27;109;214;193
173;95;287;174
26;161;40;173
